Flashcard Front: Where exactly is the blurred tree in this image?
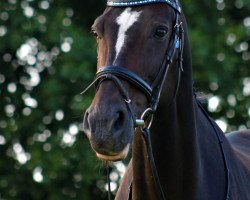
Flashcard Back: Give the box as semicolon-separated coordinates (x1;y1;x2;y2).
0;0;249;199
0;0;109;199
185;0;250;131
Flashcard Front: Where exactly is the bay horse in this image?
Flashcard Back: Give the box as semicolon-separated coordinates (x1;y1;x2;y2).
82;0;250;199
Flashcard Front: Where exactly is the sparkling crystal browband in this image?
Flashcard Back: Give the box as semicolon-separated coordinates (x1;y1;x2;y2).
107;0;181;13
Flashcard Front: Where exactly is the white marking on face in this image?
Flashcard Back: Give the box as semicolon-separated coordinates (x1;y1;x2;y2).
114;8;142;62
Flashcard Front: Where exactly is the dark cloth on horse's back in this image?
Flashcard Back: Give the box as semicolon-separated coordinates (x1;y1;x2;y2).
115;99;250;200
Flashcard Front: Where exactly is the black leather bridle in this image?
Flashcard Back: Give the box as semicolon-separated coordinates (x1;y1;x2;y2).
82;0;184;124
82;1;184;199
82;1;233;200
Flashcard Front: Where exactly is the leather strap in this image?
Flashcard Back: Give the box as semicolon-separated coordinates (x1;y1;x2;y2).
96;66;152;101
142;128;166;199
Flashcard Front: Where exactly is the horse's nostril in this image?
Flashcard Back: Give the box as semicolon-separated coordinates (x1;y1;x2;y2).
83;111;91;131
113;111;125;132
84;111;89;121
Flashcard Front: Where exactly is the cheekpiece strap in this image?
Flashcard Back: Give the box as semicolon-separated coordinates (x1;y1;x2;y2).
107;0;181;13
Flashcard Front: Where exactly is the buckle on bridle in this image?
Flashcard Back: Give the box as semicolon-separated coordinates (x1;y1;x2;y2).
135;108;154;129
174;21;182;29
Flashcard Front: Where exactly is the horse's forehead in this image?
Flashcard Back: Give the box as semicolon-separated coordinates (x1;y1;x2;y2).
116;7;142;27
99;5;173;30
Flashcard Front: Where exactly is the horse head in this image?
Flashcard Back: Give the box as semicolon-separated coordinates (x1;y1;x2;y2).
83;0;183;161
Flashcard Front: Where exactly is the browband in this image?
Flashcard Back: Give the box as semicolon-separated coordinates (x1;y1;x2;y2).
107;0;181;13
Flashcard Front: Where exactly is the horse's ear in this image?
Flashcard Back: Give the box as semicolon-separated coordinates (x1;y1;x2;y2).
106;0;182;13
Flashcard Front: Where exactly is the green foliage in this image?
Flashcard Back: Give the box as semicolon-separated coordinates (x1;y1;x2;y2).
0;0;249;199
0;0;107;199
184;0;250;130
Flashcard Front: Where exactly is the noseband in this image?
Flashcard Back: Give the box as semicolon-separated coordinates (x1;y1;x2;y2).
82;1;183;199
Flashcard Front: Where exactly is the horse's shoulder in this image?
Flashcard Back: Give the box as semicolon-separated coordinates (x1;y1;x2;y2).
226;129;250;144
226;130;250;164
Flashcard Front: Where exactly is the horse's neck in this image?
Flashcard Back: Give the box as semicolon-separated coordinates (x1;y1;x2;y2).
131;53;198;199
149;85;199;199
131;15;227;199
132;93;228;199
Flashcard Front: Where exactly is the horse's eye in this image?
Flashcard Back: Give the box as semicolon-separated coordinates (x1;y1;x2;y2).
154;27;168;39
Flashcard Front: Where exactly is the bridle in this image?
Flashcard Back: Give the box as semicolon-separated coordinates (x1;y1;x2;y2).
81;0;184;199
82;0;184;123
82;1;233;200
